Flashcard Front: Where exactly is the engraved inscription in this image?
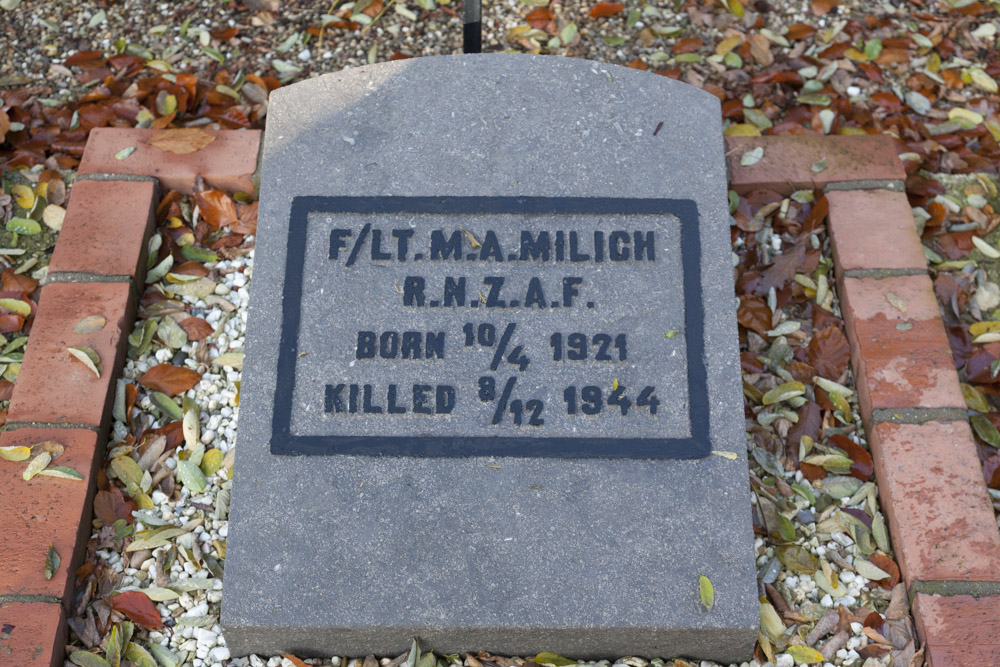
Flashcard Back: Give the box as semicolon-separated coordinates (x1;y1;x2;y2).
272;197;710;458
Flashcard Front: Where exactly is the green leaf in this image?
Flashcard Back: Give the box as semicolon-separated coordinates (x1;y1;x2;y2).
38;465;84;480
123;643;158;667
44;544;60;580
810;158;828;173
777;514;796;542
70;652;112;667
863;38;882;60
6;217;41;235
176;459;207;494
699;574;714;611
200;448;224;476
559;22;577;44
971;415;1000;447
148;644;180;667
106;624;122;667
180;245;219;263
534;653;576;667
790;483;816;506
151;392;184;421
406;639;420;667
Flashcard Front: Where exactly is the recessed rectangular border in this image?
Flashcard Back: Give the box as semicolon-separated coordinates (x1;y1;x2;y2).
271;196;709;459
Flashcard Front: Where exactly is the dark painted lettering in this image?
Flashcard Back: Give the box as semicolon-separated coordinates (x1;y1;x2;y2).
520;231;550;261
356;331;376;358
609;231;630;261
430;230;462;260
362;384;383;413
524;277;546;309
425;332;445;359
391;228;413;260
403;276;425;306
443;276;466;307
370;229;391;260
436;385;456;414
563;277;582;307
479;231;503;261
634;230;655;260
329;229;351;260
413;384;432;414
483;276;506;307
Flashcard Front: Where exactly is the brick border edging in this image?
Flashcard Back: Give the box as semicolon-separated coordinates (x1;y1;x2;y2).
726;134;1000;666
0;129;261;666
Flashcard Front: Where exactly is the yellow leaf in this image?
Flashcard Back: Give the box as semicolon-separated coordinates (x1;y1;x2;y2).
787;645;824;664
969;68;999;93
0;298;31;316
716;35;742;56
724;123;761;137
10;184;35;210
200;448;225;476
721;0;743;18
948;108;984;125
759;601;785;641
762;381;805;405
971;321;1000;337
0;445;32;461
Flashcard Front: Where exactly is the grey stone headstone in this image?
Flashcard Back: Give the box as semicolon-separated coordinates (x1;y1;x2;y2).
223;54;756;663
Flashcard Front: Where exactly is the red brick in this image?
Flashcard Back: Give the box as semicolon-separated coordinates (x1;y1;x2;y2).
79;127;261;195
48;180;157;280
726;134;905;195
826;189;927;272
0;428;101;601
7;282;133;428
839;275;963;427
869;421;1000;584
0;601;66;666
913;594;1000;666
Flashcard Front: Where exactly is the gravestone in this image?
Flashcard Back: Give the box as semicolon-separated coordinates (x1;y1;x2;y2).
223;55;757;662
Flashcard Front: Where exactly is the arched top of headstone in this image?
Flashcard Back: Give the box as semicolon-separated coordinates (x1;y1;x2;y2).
260;54;725;201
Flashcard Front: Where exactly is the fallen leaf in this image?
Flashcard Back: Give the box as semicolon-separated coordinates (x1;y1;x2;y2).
0;444;31;461
67;346;102;378
111;590;165;630
74;315;106;334
811;0;837;15
884;292;907;313
588;1;624;18
138;364;202;396
23;452;51;480
699;574;715;611
44;544;60;580
807;326;851;380
787;645;824;664
282;656;310;667
38;465;84;480
149;128;215;155
534;653;576;667
193;190;238;229
741;146;764;166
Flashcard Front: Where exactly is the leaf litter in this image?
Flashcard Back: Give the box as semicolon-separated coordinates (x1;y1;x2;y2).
10;0;992;662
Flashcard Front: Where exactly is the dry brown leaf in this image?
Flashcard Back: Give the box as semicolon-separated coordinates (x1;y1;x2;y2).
149;128;216;155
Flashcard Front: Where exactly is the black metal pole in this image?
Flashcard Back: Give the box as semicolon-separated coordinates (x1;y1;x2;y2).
463;0;482;53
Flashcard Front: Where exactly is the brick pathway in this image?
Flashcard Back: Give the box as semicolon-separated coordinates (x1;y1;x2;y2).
729;133;1000;666
2;127;995;666
0;129;260;665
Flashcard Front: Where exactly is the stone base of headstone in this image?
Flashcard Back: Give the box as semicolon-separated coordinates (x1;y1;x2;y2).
223;54;757;663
